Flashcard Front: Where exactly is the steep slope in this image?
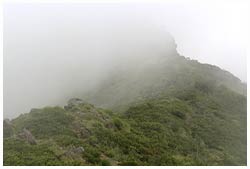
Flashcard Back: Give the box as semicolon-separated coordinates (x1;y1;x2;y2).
3;35;246;166
4;82;246;166
85;53;246;112
4;100;118;165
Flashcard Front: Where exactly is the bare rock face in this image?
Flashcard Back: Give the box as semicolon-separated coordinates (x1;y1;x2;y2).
18;128;37;145
3;119;14;138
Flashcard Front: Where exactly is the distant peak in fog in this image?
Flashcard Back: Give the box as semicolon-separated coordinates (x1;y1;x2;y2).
4;3;246;118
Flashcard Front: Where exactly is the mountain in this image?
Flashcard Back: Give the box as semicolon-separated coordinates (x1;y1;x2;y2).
85;43;246;112
3;36;246;166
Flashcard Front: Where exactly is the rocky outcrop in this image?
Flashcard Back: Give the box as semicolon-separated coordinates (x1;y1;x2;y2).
18;128;37;145
64;98;84;110
68;98;84;106
3;119;14;138
71;147;85;154
63;146;85;159
72;122;91;138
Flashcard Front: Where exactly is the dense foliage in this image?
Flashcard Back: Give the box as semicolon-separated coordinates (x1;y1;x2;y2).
4;83;246;165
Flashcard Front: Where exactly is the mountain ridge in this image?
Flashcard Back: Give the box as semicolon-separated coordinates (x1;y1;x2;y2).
3;36;247;165
84;53;246;113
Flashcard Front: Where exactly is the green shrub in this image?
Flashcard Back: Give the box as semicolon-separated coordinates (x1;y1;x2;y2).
101;159;111;166
171;111;186;119
119;161;138;166
113;118;123;130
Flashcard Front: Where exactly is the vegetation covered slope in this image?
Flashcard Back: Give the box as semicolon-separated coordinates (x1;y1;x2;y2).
3;37;246;165
4;81;246;165
85;54;246;113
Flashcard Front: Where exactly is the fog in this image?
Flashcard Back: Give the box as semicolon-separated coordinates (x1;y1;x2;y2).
4;2;247;118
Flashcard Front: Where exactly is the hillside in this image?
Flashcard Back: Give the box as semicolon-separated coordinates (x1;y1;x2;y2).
3;79;246;165
3;36;247;166
85;52;246;113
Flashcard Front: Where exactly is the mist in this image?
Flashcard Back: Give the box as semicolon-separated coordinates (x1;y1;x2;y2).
4;2;247;118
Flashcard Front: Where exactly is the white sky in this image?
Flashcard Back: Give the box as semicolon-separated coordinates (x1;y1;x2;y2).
130;1;248;82
3;1;249;118
4;1;248;81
